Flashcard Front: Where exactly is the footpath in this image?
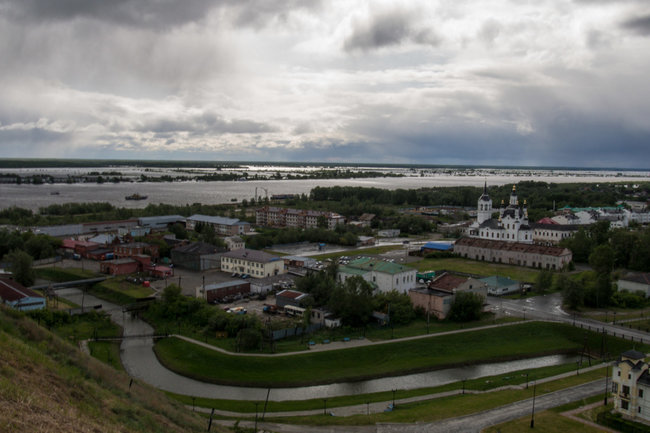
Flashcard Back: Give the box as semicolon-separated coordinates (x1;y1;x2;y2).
171;319;527;358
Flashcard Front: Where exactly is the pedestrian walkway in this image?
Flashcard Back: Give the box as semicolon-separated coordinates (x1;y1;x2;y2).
171;319;527;358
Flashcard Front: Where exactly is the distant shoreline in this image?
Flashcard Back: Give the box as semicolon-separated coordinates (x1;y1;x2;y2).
0;158;648;171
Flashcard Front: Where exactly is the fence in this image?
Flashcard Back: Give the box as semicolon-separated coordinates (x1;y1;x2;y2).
271;323;322;341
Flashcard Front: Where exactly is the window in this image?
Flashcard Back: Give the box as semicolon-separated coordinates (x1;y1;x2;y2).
623;385;630;395
640;389;644;398
629;373;632;380
622;400;629;410
617;371;620;377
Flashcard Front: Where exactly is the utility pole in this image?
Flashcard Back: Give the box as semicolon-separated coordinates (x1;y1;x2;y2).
530;382;537;428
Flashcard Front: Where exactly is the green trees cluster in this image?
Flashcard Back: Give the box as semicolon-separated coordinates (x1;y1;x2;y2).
144;285;264;350
447;292;484;322
0;229;61;286
296;265;415;327
561;223;650;272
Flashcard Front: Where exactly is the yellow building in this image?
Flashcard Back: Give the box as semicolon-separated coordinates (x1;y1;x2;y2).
612;350;650;421
220;249;286;279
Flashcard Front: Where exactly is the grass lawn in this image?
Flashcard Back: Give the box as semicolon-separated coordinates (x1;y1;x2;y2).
166;361;601;413
409;257;539;282
89;277;154;305
88;341;124;371
484;395;608;433
483;408;604;433
153;322;641;387
264;368;608;425
35;267;99;282
581;307;650;323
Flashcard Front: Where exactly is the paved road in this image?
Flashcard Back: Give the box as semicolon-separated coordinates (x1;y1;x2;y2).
488;293;650;346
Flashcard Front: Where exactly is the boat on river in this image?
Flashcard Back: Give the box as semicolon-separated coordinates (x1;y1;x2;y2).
125;193;148;200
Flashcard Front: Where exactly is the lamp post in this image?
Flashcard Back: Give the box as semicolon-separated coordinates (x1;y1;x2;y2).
323;399;327;416
254;402;259;432
530;382;537;428
392;389;396;408
604;364;610;406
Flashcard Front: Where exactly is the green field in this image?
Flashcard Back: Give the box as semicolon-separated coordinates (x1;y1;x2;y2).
35;266;99;281
411;257;540;282
153;322;641;387
89;278;154;305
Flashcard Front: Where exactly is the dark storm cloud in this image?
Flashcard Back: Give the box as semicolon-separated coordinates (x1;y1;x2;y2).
139;112;276;135
0;0;321;30
1;0;217;29
621;14;650;35
344;9;439;52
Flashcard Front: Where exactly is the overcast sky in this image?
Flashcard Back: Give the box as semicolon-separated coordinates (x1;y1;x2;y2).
0;0;649;167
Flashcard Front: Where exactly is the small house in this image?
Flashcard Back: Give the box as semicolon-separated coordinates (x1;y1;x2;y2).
0;278;46;311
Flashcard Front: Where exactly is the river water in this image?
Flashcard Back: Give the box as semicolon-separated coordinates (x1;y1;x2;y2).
59;288;578;402
2;169;649;211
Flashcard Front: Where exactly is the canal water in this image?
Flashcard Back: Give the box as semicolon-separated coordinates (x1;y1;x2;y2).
59;288;577;402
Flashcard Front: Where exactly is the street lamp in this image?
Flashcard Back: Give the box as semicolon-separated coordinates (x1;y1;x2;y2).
530;382;537;428
323;399;327;416
604;365;610;406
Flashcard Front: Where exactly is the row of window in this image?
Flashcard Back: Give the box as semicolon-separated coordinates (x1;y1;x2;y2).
223;257;265;268
479;230;530;240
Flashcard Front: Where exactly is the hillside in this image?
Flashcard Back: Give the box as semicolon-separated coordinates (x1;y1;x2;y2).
0;306;226;433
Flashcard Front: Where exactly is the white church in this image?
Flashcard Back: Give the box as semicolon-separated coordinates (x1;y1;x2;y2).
467;183;533;244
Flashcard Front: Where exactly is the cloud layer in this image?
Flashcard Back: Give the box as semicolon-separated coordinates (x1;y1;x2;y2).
0;0;649;167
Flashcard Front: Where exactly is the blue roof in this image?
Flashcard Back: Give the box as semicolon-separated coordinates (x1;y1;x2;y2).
421;242;453;251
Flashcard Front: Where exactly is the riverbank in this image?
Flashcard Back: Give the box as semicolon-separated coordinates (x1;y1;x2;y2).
151;321;639;388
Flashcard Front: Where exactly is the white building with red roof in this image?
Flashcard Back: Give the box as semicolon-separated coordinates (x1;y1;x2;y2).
0;278;46;311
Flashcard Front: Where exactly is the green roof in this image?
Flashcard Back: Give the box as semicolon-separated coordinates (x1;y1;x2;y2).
345;257;414;275
338;267;369;276
479;276;519;288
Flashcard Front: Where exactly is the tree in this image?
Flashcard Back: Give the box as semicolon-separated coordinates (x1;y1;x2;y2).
589;244;615;276
447;292;484;322
6;250;35;286
557;275;583;310
328;276;375;327
535;270;554;293
169;223;188;240
373;290;415;325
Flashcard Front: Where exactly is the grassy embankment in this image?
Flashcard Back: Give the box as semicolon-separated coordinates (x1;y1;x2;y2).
88;277;154;305
166;361;600;413
153;321;642;387
0;306;221;433
34;267;98;281
262;368;609;426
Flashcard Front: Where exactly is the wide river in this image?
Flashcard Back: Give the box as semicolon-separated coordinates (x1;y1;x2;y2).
2;171;649;211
